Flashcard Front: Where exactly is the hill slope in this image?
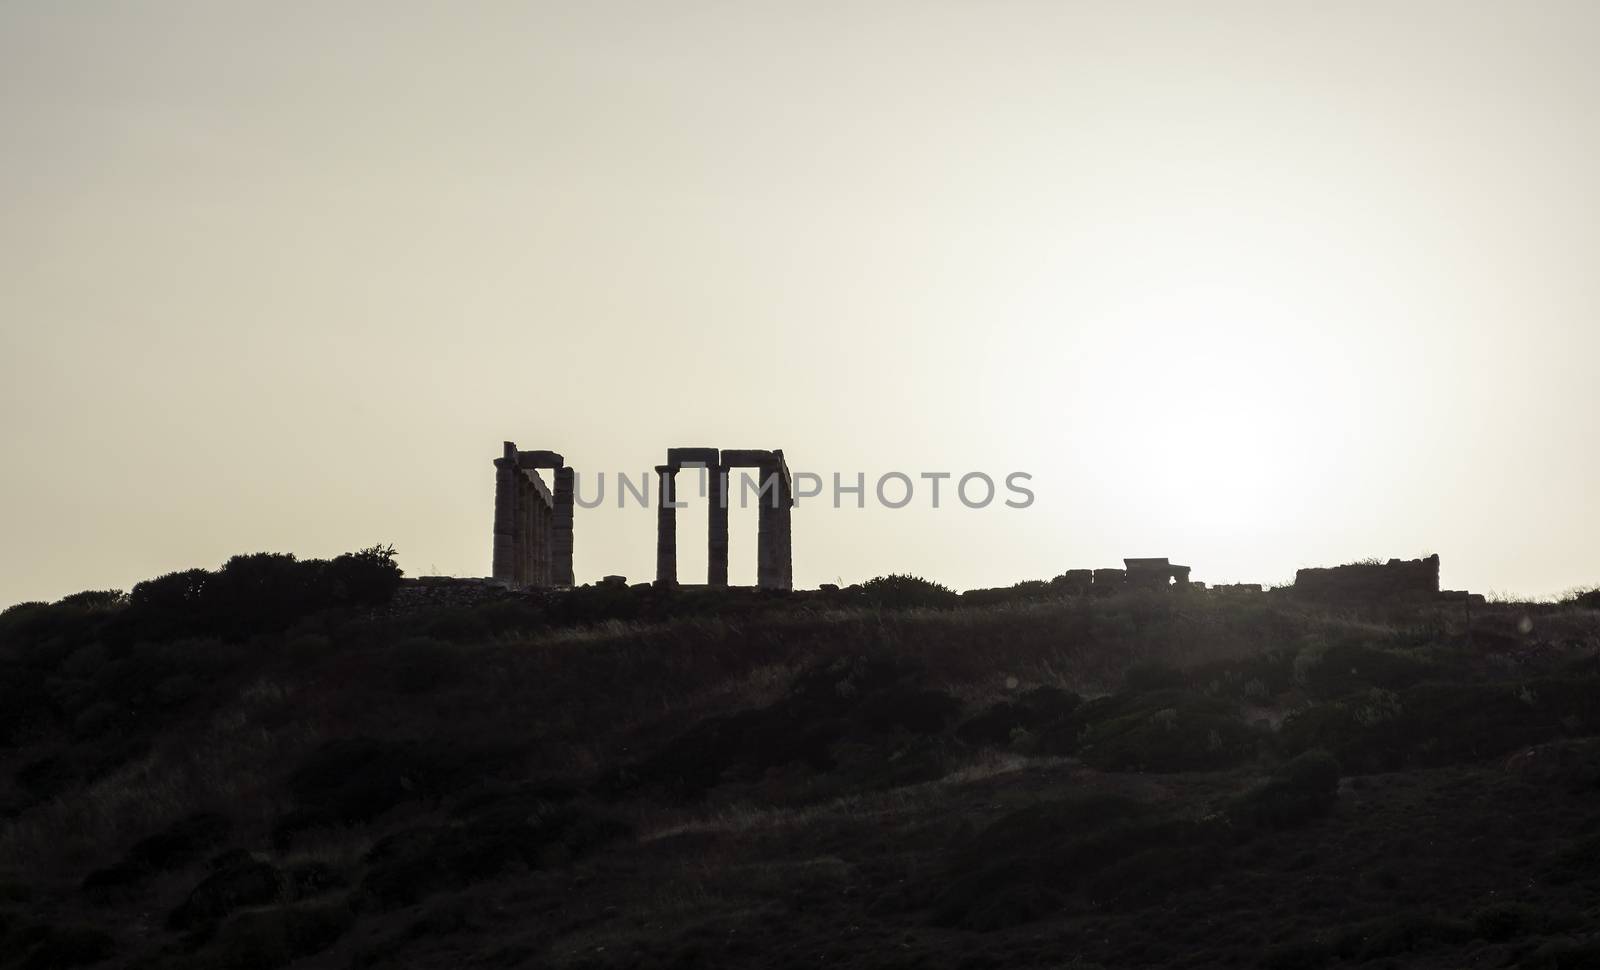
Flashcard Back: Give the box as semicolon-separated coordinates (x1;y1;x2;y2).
3;565;1600;969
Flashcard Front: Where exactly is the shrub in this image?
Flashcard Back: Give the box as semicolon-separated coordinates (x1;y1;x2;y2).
958;687;1082;748
168;855;284;931
116;546;407;642
1473;902;1543;941
55;590;126;611
853;574;959;610
209;901;355;970
361;796;628;907
1543;834;1600;886
82;812;232;903
1124;661;1186;692
1259;941;1331;969
1071;689;1260;772
12;925;115;970
1331;913;1473;960
280;737;523;835
1521;939;1600;969
324;545;403;605
1232;750;1341;829
1294;642;1453;700
1280;677;1600;771
933;795;1218;929
384;637;461;694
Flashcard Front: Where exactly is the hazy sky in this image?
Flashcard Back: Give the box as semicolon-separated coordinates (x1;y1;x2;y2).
4;1;1598;606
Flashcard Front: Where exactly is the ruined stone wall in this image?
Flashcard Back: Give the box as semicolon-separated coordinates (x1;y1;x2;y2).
1292;554;1440;603
391;577;520;613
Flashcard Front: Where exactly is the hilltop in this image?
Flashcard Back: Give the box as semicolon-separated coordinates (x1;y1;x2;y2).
2;552;1599;969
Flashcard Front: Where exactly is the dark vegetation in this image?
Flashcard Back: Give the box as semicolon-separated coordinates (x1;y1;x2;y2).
2;554;1600;968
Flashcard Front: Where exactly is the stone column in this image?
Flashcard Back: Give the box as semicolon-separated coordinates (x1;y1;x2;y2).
542;499;554;585
492;454;518;583
534;483;547;589
756;462;781;590
655;465;677;586
708;464;729;586
516;474;532;586
552;466;575;586
537;497;552;586
777;478;793;590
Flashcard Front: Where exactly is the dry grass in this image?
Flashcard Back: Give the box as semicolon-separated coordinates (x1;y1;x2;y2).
0;676;325;879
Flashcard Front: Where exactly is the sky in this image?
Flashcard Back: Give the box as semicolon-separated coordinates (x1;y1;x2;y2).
3;1;1598;606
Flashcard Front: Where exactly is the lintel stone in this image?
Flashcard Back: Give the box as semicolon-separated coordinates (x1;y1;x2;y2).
517;450;565;469
720;448;778;467
667;447;719;467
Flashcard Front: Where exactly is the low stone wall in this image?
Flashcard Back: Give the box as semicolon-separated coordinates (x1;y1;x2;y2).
392;577;522;611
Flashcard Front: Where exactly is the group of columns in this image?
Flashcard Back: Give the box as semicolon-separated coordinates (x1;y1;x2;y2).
491;442;574;588
656;447;793;590
492;441;793;591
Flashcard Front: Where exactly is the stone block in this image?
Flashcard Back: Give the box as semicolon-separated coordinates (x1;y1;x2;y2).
667;447;719;467
517;450;565;469
720;449;778;467
1092;568;1126;588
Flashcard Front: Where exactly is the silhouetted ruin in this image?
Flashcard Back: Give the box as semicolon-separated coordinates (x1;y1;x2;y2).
1292;554;1440;603
656;447;793;591
492;442;793;591
491;443;575;588
488;443;1471;607
1125;557;1192;589
1061;558;1195;592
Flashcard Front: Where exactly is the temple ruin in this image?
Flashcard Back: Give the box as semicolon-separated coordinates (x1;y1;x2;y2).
491;443;793;591
1057;558;1195;593
656;447;793;590
491;443;574;588
1291;554;1441;603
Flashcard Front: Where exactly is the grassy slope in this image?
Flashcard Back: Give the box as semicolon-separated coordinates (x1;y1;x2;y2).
2;583;1599;969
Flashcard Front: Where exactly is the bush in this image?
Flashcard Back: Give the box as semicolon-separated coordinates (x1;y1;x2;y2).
957;687;1082;746
1124;661;1186;692
1473;902;1542;942
82;812;232;903
384;637;461;694
55;590;126;611
167;855;284;931
1071;689;1260;772
932;795;1220;929
324;545;404;605
853;574;959;610
1294;642;1454;700
1331;913;1473;960
1543;834;1600;886
1280;677;1600;771
280;737;523;837
1259;941;1331;969
1521;939;1600;969
209;901;355;970
1232;750;1341;829
119;546;405;641
603;655;934;798
12;925;115;970
361;796;628;907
